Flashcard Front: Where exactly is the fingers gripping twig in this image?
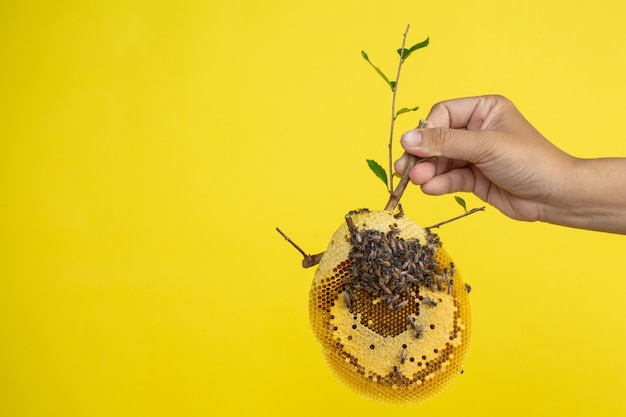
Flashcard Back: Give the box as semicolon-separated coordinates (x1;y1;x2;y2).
385;120;428;211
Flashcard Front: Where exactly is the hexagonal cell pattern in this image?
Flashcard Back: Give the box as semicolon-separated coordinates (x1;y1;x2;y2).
309;210;471;405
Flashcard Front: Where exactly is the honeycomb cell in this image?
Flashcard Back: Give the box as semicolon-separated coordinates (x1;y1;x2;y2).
309;210;471;406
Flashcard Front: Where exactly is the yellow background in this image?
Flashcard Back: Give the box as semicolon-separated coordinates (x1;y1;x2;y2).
1;1;625;416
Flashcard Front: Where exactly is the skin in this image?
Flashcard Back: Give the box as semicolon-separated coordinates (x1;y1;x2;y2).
394;95;626;234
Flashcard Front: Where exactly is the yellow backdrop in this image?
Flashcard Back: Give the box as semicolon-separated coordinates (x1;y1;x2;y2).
1;1;624;416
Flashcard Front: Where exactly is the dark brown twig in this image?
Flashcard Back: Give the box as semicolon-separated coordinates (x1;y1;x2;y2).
276;227;324;268
344;214;358;235
424;207;486;229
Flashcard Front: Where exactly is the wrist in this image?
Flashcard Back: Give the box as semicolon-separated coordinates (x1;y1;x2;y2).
541;157;626;234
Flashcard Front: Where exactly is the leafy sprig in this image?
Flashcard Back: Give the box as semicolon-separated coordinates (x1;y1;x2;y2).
361;25;429;192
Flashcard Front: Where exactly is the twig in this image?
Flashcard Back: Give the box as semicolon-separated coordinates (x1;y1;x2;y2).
384;119;428;211
424;207;486;229
344;214;358;235
388;24;411;193
276;227;324;268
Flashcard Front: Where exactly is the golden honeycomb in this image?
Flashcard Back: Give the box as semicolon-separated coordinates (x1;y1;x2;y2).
309;209;471;405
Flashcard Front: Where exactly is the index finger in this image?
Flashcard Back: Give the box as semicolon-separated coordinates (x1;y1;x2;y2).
425;95;505;130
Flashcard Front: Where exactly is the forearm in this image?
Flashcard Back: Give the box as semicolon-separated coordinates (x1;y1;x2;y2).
541;157;626;234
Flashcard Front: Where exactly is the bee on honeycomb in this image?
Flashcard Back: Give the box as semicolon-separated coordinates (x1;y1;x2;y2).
309;209;471;405
278;32;477;405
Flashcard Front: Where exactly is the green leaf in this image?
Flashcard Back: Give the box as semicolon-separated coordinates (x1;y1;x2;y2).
366;159;388;188
454;196;468;213
394;106;419;120
361;50;395;92
397;36;430;60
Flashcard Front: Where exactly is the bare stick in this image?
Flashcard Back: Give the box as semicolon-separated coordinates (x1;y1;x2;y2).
384;119;428;211
424;207;486;229
344;214;358;234
388;24;411;193
276;227;325;268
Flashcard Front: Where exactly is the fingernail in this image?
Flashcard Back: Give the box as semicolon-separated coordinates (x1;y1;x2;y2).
402;130;422;148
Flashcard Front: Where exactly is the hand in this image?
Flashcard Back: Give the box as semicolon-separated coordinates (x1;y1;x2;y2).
394;95;626;234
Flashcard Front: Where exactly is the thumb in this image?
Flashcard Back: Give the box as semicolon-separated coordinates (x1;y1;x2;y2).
401;127;491;164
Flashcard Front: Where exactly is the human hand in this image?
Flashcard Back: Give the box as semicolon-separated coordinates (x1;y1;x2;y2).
394;95;626;234
395;95;575;222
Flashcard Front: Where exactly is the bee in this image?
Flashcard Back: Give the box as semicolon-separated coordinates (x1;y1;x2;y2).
351;251;364;259
386;229;399;239
370;232;382;243
343;292;353;309
394;203;404;219
415;324;425;338
406;274;418;285
381;243;393;256
379;273;390;285
436;276;443;291
401;348;407;364
465;283;472;294
407;315;416;328
387;294;400;308
402;260;415;270
394;300;408;311
441;268;450;284
422;297;437;307
448;279;454;295
449;262;456;277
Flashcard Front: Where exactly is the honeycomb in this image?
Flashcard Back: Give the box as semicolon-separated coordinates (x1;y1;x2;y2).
309;209;471;405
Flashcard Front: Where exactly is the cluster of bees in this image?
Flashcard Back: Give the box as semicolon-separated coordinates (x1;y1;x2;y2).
306;209;473;404
342;214;451;314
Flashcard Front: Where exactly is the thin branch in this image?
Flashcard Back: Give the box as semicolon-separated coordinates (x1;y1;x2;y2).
276;227;307;257
388;24;411;193
344;214;358;235
384;119;428;211
424;207;486;229
276;227;324;268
